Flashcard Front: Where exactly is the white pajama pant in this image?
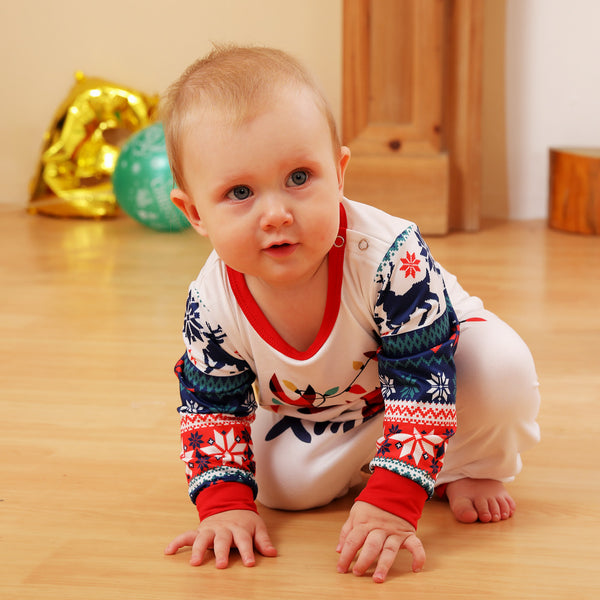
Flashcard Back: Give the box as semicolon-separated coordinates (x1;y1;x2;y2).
252;274;541;511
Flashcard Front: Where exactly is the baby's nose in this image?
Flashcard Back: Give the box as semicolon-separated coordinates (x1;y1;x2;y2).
259;195;293;230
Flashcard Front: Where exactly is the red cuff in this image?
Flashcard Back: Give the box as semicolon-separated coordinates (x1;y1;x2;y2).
195;482;258;521
355;467;428;528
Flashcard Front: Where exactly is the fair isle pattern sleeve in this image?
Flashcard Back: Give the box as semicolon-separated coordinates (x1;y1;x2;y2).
175;288;258;508
370;225;459;498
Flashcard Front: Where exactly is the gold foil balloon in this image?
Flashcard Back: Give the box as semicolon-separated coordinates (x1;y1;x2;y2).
28;72;159;218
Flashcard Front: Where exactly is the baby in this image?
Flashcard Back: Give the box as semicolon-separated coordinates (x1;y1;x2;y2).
161;45;540;583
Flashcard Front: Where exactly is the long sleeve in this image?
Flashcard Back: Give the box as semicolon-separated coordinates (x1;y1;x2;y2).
356;226;459;527
175;288;258;519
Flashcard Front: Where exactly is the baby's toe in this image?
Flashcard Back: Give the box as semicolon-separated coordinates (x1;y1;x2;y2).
497;495;515;520
473;497;493;522
450;497;479;523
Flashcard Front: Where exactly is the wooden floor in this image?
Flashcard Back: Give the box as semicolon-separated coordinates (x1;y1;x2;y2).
1;205;599;599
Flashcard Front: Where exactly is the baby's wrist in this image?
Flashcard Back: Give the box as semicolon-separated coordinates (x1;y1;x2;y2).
196;482;258;520
355;467;428;528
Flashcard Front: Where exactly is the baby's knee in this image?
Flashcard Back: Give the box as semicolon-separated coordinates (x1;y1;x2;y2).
456;317;540;424
256;468;345;511
487;341;539;416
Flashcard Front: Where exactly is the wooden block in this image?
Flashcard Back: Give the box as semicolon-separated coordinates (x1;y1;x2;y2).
548;147;600;234
343;152;449;235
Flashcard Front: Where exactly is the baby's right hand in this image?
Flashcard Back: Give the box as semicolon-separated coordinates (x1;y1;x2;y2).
164;509;277;569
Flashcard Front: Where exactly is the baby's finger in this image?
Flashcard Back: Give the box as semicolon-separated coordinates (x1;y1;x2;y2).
212;528;234;569
402;532;426;573
336;517;352;553
352;530;387;577
254;523;278;558
372;535;402;583
231;528;256;567
164;530;198;555
190;529;216;566
336;527;368;574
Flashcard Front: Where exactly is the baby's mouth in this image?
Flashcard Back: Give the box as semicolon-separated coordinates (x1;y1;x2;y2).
263;242;298;257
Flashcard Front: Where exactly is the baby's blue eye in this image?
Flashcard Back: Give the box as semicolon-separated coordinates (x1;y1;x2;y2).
287;170;309;187
227;185;252;201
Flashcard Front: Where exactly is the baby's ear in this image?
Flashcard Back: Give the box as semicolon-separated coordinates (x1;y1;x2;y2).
337;146;351;193
171;189;207;236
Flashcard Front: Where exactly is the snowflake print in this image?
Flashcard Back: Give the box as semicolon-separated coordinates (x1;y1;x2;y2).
201;428;248;466
181;446;195;478
178;398;202;414
375;435;392;456
399;252;421;278
187;432;204;448
388;428;444;465
380;375;396;399
192;449;211;472
427;372;450;402
430;457;443;475
388;424;402;436
240;391;258;414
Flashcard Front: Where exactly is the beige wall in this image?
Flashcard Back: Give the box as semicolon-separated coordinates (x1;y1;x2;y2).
0;0;342;206
505;0;600;220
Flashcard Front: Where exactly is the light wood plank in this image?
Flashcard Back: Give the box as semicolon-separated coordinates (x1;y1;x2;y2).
343;153;449;234
342;0;449;235
1;206;599;599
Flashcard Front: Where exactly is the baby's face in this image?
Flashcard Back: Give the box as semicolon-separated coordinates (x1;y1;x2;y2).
172;86;350;292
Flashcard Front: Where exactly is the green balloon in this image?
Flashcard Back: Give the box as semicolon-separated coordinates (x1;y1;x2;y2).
112;122;190;232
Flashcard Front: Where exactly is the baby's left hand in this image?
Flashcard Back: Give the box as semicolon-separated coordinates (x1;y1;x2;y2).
336;501;426;583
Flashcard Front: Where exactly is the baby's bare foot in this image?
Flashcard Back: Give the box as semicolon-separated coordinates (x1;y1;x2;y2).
445;478;516;523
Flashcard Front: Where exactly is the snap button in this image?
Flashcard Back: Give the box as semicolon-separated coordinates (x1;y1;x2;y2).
334;235;345;248
358;239;369;251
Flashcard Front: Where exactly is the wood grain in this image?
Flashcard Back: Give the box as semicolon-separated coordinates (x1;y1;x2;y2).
549;147;600;235
1;206;599;599
342;0;483;233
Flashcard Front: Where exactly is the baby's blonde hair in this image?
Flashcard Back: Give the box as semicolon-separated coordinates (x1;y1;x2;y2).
161;45;341;191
